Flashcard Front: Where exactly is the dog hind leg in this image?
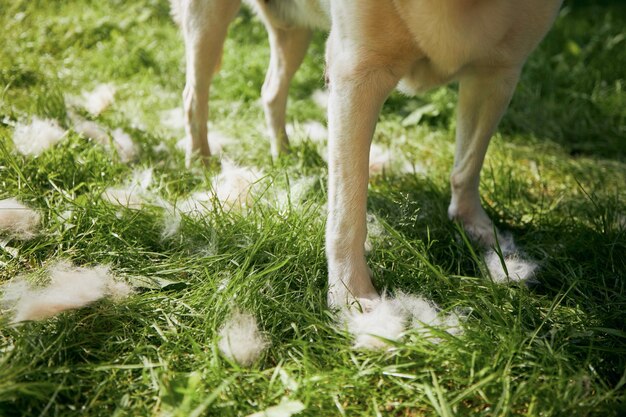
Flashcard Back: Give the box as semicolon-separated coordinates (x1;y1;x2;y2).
448;66;521;247
260;24;312;158
181;0;241;167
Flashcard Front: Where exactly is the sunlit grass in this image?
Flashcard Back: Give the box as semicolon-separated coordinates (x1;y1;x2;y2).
1;0;625;416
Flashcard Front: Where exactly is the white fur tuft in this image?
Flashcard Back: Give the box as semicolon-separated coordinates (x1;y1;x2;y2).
0;198;41;240
160;107;185;131
369;143;393;176
213;160;262;209
12;118;66;156
311;89;329;109
286;120;328;143
1;261;132;323
70;113;139;162
101;168;154;209
177;191;212;215
82;83;116;116
101;188;146;209
218;310;268;366
73;118;109;144
341;298;407;349
272;175;318;211
484;250;539;283
392;292;463;337
339;292;463;349
154;197;182;240
111;128;138;162
180;160;263;213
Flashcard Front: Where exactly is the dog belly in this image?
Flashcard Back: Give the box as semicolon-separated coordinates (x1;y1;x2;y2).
392;0;515;75
397;59;456;95
392;0;563;75
247;0;331;30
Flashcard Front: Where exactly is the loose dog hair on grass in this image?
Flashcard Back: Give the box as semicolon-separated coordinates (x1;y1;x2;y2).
2;261;132;323
12;117;66;157
218;309;268;366
0;198;41;240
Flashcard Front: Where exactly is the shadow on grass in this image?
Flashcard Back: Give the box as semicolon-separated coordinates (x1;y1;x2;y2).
368;171;625;386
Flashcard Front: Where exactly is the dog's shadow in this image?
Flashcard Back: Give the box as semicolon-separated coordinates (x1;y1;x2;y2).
368;171;625;292
368;171;625;384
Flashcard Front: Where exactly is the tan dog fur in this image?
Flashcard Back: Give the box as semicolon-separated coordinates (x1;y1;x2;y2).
173;0;563;307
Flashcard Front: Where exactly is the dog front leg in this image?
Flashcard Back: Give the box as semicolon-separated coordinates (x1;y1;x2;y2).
261;26;312;158
182;0;241;167
448;66;521;247
325;54;401;308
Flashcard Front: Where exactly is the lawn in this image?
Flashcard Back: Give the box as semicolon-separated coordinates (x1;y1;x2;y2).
1;0;625;416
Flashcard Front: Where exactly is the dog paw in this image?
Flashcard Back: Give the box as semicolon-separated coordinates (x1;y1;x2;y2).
326;258;379;309
448;203;500;248
327;285;379;311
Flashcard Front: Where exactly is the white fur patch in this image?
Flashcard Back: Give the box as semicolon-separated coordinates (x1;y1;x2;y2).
70;113;141;163
369;143;393;176
154;197;182;240
111;128;138;162
311;88;329;109
73;118;109;144
12;118;66;156
101;188;146;209
159;107;185;131
56;209;76;232
213;160;262;209
174;137;187;152
400;160;428;176
170;171;308;237
101;168;154;209
176;191;212;216
82;83;116;116
286;120;328;143
484;250;539;283
0;198;41;240
160;212;182;239
211;131;236;155
272;175;318;211
339;292;462;349
393;292;462;335
71;114;137;162
218;310;268;366
180;160;263;213
342;298;407;349
1;261;132;323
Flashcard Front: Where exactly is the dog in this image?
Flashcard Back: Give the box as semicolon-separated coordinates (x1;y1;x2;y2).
171;0;564;307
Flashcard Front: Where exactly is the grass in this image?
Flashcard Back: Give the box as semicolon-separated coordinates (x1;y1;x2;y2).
1;0;625;415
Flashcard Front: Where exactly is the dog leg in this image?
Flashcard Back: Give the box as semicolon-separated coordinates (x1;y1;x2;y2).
448;66;521;247
261;26;312;158
181;0;241;167
324;1;419;308
325;52;408;308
